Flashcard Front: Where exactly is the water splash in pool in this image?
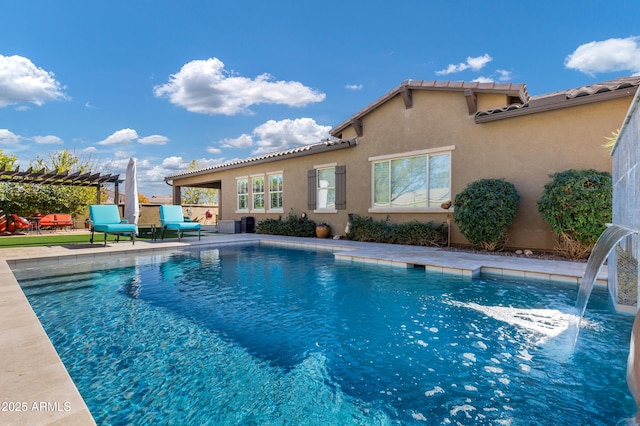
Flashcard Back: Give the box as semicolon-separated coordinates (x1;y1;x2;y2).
451;301;572;345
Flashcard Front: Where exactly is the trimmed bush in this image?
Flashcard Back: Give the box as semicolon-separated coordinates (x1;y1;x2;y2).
453;179;520;251
347;215;447;247
256;213;316;237
537;169;611;259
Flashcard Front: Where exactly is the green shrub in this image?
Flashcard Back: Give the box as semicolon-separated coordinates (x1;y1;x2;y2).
453;179;520;251
347;215;447;247
537;169;611;258
395;220;448;246
256;213;316;237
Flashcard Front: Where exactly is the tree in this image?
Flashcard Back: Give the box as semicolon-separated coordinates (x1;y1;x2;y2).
603;129;619;152
181;160;219;204
0;149;17;169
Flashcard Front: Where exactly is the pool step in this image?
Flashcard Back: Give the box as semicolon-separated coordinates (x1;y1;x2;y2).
19;272;102;296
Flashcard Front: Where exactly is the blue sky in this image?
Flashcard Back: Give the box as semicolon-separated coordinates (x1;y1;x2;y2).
1;1;639;197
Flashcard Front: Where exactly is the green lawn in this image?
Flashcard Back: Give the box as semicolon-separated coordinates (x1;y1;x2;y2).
0;233;137;248
0;228;209;248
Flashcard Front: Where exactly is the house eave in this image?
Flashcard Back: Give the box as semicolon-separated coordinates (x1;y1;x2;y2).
476;79;640;123
165;138;358;183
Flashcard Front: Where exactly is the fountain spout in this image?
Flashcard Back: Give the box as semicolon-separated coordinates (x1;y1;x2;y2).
570;224;637;346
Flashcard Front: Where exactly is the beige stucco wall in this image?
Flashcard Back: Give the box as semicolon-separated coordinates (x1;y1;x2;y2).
171;88;631;251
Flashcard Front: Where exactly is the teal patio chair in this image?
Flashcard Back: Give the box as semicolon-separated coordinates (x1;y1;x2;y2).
89;204;137;246
159;205;201;241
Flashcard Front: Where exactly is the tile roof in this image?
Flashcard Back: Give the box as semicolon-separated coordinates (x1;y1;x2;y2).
475;76;640;121
165;138;358;181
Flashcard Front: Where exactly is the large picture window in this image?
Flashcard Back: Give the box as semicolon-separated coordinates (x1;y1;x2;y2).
268;173;283;210
372;150;451;210
236;178;248;211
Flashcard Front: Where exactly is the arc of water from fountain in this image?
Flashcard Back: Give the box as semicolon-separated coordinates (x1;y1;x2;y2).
569;224;638;347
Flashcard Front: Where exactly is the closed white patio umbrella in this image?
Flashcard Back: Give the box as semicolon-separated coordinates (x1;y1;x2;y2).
124;157;139;229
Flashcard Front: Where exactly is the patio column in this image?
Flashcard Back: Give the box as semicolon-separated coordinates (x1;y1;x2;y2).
172;185;181;205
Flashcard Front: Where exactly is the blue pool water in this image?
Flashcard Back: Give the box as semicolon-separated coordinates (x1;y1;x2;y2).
14;244;637;424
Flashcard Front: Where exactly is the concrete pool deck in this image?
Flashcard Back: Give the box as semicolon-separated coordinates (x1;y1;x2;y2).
0;232;608;425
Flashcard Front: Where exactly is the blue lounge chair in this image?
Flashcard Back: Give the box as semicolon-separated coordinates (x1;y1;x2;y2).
89;204;137;246
159;205;201;241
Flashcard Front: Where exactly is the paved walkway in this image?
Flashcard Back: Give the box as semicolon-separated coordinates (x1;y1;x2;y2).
0;232;605;425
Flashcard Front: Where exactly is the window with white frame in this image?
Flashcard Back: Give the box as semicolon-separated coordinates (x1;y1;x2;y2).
316;167;336;209
268;173;283;210
236;177;249;211
251;175;265;211
371;149;451;210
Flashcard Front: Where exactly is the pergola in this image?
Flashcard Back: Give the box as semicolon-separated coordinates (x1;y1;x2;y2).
0;165;121;203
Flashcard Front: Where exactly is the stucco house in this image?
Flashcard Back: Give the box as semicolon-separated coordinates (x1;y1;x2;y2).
165;77;640;251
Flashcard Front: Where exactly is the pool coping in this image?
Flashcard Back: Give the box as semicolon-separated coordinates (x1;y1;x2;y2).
0;233;608;424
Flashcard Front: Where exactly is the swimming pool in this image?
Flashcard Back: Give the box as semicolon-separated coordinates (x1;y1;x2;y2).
14;244;637;424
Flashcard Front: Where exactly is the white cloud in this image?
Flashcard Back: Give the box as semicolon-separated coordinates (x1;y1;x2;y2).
0;129;21;145
436;54;493;75
220;133;253;149
214;118;331;156
251;118;332;155
565;36;640;76
496;69;512;81
206;146;222;154
471;69;513;84
33;135;63;145
138;134;169;145
97;129;170;146
0;54;67;107
194;157;225;168
346;84;363;90
472;76;494;83
153;57;326;115
161;156;189;169
145;156;190;181
98;128;139;145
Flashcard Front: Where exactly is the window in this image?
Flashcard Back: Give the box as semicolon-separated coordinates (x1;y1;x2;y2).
268;173;283;211
307;165;346;212
371;149;451;211
317;167;335;209
236;178;248;211
251;175;265;211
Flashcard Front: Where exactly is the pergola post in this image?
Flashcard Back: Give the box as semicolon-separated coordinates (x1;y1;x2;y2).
114;181;120;205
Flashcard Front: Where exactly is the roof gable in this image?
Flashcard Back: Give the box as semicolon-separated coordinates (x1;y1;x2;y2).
330;80;529;137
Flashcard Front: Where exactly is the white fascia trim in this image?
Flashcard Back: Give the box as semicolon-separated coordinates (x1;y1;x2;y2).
368;145;456;162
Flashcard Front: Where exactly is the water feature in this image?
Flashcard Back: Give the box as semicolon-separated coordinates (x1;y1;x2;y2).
570;224;637;346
